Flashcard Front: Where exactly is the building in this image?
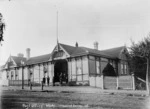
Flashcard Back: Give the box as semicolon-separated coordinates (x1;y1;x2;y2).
1;42;133;89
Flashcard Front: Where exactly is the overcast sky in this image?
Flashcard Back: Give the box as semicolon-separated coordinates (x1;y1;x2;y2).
0;0;150;65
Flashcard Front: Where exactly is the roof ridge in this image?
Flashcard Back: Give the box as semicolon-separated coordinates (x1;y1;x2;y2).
11;55;27;59
59;43;76;48
80;46;101;52
79;47;90;52
100;46;125;51
29;53;51;59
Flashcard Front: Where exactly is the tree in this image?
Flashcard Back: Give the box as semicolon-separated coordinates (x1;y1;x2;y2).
130;34;150;95
0;13;5;45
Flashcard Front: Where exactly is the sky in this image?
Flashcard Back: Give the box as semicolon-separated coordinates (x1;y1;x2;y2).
0;0;150;65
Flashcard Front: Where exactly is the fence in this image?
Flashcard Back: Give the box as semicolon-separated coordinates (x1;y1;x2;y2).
89;75;135;90
135;76;146;90
9;80;29;86
104;76;117;89
8;80;41;86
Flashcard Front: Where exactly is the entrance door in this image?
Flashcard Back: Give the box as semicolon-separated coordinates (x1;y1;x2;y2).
54;59;68;85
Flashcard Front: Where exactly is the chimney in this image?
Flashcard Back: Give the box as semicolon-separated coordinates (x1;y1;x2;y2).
75;42;78;47
17;53;24;57
26;48;30;60
94;41;98;50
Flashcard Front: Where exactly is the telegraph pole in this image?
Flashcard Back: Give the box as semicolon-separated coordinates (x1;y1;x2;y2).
21;60;24;89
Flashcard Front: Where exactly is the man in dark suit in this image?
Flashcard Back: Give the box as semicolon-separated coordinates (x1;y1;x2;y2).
47;76;50;86
43;76;46;85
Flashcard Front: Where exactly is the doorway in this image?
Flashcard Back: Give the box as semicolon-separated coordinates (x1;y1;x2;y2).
54;59;68;85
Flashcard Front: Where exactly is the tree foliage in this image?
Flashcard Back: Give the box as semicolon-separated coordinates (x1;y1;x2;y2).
130;33;150;94
0;13;5;44
130;35;150;58
130;34;150;79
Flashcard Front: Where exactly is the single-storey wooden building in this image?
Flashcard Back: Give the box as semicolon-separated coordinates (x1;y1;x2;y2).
1;42;133;89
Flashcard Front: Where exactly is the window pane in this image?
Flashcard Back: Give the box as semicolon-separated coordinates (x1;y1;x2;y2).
72;75;76;81
77;75;82;81
71;59;76;75
89;59;96;75
101;58;108;62
7;71;9;79
96;61;100;74
124;64;127;74
121;64;124;74
83;75;89;81
77;67;82;75
82;57;88;74
69;75;72;81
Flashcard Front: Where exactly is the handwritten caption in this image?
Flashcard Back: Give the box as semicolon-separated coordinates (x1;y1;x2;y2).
22;103;89;109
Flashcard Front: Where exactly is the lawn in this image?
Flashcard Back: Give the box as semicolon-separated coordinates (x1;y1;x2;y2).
0;89;148;109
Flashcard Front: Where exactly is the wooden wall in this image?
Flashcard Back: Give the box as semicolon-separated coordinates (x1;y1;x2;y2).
68;56;89;85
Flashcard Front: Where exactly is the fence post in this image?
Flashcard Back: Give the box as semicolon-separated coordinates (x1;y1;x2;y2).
116;76;119;90
101;75;104;89
41;81;43;90
132;74;135;90
30;82;32;90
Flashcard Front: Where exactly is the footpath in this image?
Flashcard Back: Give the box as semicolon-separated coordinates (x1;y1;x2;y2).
1;85;148;96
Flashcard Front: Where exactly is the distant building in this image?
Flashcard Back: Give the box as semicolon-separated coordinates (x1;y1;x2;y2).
0;42;132;89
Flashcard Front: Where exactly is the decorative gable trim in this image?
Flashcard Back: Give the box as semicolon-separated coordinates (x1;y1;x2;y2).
59;44;70;57
119;46;130;60
10;57;17;66
49;44;70;60
4;56;17;69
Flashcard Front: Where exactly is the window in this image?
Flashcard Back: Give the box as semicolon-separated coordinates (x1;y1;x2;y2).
77;75;82;81
43;65;48;73
72;75;76;81
83;75;89;81
71;59;76;75
82;56;88;74
11;71;14;80
121;64;124;74
96;60;100;74
15;70;18;80
124;64;128;74
7;71;9;79
89;58;96;75
76;58;82;75
121;62;128;75
77;67;82;75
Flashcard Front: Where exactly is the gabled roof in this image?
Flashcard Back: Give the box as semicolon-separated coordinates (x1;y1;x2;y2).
59;43;125;59
100;46;125;59
0;65;5;70
26;53;51;65
11;56;27;66
3;43;127;69
59;43;77;55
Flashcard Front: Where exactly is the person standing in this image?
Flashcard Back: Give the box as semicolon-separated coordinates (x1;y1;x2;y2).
43;76;46;85
47;76;50;86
